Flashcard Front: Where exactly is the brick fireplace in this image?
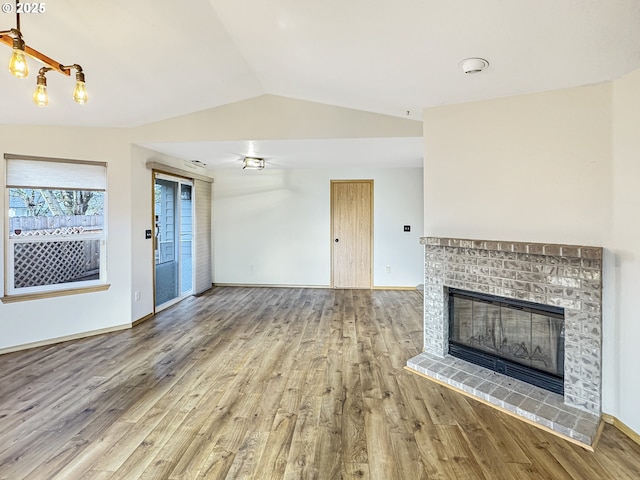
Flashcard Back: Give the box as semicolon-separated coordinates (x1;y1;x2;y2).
406;237;603;447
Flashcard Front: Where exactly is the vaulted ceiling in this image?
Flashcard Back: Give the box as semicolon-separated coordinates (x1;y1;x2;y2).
2;0;639;129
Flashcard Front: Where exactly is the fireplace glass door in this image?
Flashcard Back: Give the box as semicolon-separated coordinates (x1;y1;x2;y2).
449;289;564;394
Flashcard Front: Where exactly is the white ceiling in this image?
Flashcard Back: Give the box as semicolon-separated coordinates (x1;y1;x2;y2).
142;137;425;170
2;0;640;167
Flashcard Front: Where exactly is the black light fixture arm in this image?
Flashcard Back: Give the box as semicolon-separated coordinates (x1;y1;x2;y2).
61;64;83;73
0;28;20;38
1;0;22;36
35;66;51;87
38;66;53;76
61;64;85;83
61;64;84;75
38;64;82;89
0;28;25;53
0;0;21;34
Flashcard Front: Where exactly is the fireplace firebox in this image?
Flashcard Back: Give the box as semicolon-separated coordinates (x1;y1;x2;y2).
448;288;564;395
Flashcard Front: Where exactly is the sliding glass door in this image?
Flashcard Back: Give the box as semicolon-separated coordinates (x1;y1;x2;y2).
154;173;193;310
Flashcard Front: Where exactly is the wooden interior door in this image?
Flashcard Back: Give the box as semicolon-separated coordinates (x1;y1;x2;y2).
331;180;373;289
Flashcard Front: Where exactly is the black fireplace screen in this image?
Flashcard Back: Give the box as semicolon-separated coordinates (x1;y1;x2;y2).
448;288;564;394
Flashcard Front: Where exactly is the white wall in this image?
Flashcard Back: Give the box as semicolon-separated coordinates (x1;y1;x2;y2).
0;125;132;350
423;79;640;435
212;168;424;287
610;67;640;434
423;83;612;245
135;94;423;143
130;96;423;294
130;145;156;322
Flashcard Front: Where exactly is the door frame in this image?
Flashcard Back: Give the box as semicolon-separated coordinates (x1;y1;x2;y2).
330;179;374;289
152;170;194;313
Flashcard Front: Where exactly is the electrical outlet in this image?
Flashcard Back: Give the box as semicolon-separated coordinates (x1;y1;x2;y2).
134;291;141;301
385;266;391;274
404;225;411;232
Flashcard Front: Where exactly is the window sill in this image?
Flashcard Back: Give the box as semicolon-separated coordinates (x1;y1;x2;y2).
1;284;111;304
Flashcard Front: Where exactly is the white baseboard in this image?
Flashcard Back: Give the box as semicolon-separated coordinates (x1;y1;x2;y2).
0;324;131;356
213;283;418;290
213;283;330;289
602;413;640;446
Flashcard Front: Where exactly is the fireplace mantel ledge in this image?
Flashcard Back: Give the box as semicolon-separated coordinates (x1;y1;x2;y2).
420;237;602;260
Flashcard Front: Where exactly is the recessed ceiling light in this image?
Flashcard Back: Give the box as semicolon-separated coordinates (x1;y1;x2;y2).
460;57;489;74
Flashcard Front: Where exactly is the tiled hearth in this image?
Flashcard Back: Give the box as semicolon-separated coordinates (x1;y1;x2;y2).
406;237;603;447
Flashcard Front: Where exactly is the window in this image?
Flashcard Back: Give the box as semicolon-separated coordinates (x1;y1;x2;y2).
4;154;107;297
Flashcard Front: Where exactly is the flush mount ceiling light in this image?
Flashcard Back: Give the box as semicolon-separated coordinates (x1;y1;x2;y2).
243;157;265;170
460;57;489;74
0;0;87;106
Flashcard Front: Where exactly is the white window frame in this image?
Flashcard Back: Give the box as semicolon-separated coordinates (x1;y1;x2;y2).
4;154;108;297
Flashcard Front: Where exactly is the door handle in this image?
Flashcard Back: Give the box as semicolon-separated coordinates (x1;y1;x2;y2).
334;238;339;242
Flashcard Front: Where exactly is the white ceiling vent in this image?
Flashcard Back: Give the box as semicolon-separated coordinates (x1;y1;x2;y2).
184;159;207;169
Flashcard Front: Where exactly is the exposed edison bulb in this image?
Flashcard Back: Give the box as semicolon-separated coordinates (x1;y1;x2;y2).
73;80;88;104
33;83;48;107
9;48;29;78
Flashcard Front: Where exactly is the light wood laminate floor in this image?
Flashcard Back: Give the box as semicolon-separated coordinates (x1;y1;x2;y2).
1;287;639;479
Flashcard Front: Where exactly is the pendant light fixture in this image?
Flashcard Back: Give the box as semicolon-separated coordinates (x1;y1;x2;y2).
8;34;27;78
32;68;48;106
0;0;87;106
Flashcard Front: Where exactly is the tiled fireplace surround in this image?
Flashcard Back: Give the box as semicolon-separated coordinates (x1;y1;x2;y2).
406;237;603;447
